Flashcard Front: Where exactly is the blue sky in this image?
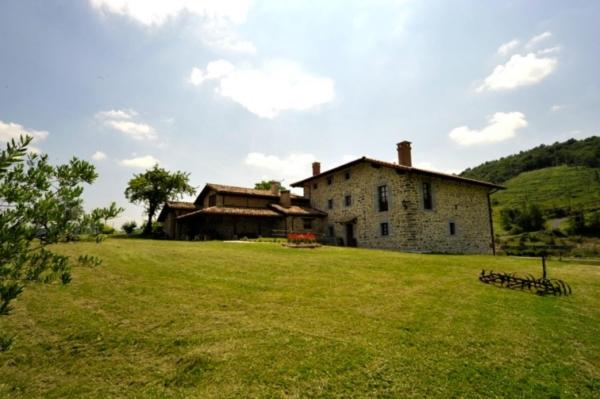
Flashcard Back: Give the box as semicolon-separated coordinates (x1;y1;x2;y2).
1;0;599;224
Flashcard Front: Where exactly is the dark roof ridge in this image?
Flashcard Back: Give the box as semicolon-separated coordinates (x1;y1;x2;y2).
291;156;504;189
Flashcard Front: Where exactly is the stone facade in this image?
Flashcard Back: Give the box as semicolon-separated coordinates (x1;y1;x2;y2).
297;161;496;254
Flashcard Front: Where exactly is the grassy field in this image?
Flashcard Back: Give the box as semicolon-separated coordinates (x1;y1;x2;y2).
1;239;599;398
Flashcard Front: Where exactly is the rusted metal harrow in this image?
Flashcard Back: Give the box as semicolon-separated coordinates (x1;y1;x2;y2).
479;270;572;296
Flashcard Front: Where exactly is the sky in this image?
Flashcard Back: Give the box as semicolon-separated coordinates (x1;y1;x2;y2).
1;0;599;225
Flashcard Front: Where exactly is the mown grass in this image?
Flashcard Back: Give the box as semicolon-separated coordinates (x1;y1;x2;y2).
1;239;599;398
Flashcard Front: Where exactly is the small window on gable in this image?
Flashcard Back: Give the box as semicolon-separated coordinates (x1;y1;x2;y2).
208;194;216;207
449;222;456;236
327;176;333;185
313;183;318;190
345;194;352;207
303;218;313;230
380;222;389;236
328;225;335;237
345;170;351;180
328;199;333;209
423;182;433;210
378;185;389;212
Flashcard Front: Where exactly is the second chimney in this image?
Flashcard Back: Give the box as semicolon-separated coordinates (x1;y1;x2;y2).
312;162;321;176
270;181;281;195
397;141;412;167
280;190;291;208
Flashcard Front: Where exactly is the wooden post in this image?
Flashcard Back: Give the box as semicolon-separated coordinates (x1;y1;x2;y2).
542;255;547;280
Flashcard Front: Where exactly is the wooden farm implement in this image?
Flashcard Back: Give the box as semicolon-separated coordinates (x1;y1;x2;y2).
479;245;573;296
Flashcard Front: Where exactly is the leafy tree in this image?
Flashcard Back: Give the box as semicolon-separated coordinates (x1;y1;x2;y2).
124;165;195;235
0;136;122;349
254;180;286;191
121;221;137;234
500;203;545;233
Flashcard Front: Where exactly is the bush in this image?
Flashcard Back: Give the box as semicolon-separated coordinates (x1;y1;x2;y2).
500;203;546;233
287;233;317;244
100;224;115;235
0;334;13;352
122;221;137;235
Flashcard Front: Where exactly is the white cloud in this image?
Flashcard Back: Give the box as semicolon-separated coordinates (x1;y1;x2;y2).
449;112;528;146
190;59;335;118
497;39;520;56
96;108;158;140
537;46;561;55
477;53;557;92
119;155;159;168
189;60;235;85
95;109;137;120
89;0;255;53
0;120;49;153
526;31;552;49
105;120;157;140
92;151;107;161
550;104;567;112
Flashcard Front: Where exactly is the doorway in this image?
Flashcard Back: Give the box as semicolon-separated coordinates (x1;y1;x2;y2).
345;223;357;247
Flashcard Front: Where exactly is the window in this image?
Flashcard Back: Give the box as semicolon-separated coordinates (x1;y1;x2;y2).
303;218;313;229
328;225;335;237
327;176;333;185
380;222;389;236
327;199;333;209
449;222;456;236
345;170;351;180
344;194;352;207
423;182;432;210
377;185;388;212
313;183;318;190
208;194;216;207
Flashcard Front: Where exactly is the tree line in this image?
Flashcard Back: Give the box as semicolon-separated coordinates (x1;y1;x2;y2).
460;136;600;183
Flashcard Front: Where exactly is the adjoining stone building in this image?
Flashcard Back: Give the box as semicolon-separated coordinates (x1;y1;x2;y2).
157;183;326;240
158;142;503;254
290;142;503;254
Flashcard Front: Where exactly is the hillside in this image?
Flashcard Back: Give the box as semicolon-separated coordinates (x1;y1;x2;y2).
492;165;600;215
1;239;599;397
461;136;600;184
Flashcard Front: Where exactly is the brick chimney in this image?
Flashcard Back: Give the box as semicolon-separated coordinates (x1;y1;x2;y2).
312;162;321;176
270;181;280;195
280;190;291;208
397;141;412;167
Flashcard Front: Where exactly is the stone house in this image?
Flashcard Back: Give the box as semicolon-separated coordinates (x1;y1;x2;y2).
158;142;503;253
157;183;326;240
289;142;503;253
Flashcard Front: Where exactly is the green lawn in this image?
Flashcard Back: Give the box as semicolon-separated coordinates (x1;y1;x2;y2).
1;239;599;398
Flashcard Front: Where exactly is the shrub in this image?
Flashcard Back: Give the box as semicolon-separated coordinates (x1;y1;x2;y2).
100;224;115;235
500;203;545;233
122;221;137;235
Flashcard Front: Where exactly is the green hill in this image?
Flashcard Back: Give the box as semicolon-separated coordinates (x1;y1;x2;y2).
461;136;600;184
492;165;600;215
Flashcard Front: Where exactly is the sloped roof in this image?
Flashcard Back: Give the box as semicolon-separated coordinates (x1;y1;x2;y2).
157;201;197;221
291;157;505;189
268;203;327;217
177;206;282;219
205;183;279;197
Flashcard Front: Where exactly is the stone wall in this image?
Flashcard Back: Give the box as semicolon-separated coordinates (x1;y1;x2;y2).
304;162;493;254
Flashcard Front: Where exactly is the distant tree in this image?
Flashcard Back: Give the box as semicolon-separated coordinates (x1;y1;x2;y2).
121;221;137;235
254;180;286;191
0;136;122;350
124;165;195;235
500;203;546;233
